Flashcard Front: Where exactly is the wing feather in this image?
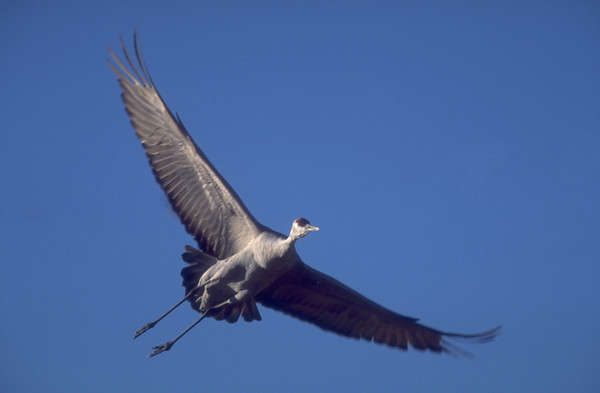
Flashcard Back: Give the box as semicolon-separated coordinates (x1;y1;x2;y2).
257;263;500;355
109;34;265;259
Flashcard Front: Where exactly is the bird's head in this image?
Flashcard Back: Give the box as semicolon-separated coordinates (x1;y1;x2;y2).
289;218;319;241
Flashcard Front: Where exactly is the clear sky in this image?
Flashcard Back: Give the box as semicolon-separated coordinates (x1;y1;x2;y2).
1;1;599;392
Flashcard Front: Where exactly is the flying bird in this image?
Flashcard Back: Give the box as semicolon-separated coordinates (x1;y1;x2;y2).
109;34;500;358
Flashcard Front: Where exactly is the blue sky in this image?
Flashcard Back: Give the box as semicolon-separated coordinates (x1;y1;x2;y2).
1;1;599;392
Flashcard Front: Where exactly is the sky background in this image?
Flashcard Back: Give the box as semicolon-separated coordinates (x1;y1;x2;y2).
1;1;599;392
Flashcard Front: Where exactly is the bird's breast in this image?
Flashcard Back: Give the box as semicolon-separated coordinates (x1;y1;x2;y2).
249;232;298;273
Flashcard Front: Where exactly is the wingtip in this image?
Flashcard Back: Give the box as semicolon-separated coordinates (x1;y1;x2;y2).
444;325;502;342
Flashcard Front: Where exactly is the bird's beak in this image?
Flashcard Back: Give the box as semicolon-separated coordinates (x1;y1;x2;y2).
308;225;320;232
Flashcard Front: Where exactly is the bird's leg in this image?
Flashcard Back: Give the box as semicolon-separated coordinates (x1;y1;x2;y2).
209;289;250;309
148;313;208;357
134;287;201;339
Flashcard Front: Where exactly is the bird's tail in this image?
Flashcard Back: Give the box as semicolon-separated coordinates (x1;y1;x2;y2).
182;245;217;268
181;245;217;299
180;245;262;323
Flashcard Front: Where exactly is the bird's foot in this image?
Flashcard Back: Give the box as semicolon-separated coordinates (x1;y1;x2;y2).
133;321;156;339
148;341;173;357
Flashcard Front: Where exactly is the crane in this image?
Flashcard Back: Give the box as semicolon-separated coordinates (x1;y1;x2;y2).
108;33;500;358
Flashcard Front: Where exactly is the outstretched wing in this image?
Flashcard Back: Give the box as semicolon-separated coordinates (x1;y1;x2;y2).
108;34;265;259
256;262;500;355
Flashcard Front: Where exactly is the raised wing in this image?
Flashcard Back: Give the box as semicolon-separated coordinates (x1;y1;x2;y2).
109;34;265;259
256;263;500;355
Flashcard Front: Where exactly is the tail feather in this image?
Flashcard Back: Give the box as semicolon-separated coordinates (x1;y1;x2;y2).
241;299;262;322
180;245;217;310
181;246;217;292
210;300;262;323
180;245;262;323
182;245;217;269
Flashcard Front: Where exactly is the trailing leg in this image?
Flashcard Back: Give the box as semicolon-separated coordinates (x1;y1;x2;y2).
147;312;208;357
134;287;200;339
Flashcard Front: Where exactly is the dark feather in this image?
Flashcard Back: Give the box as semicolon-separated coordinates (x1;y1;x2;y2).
257;263;500;355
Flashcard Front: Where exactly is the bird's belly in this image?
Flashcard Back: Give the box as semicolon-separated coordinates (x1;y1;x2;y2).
198;249;296;311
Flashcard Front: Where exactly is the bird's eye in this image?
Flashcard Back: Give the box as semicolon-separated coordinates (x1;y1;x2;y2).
295;218;310;227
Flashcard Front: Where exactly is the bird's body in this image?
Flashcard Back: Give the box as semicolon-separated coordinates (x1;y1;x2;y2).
109;34;499;357
182;224;311;322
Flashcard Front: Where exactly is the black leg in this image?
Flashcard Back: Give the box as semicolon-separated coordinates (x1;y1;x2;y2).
147;313;208;357
134;288;199;339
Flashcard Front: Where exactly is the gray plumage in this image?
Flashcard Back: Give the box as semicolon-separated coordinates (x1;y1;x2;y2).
109;34;500;357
